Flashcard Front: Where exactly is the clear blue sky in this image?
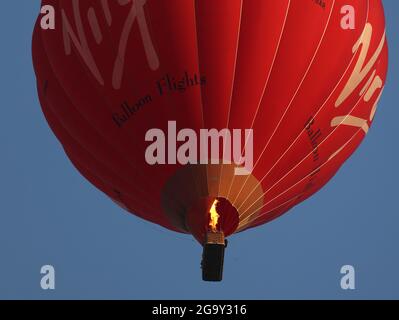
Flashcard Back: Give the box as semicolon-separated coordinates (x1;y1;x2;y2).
0;1;398;299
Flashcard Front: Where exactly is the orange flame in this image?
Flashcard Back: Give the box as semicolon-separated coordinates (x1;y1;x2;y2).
209;199;220;232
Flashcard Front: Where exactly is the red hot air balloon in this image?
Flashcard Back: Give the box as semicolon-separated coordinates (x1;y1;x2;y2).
32;0;388;281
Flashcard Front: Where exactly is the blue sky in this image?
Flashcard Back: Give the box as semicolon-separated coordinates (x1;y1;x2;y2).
0;1;398;299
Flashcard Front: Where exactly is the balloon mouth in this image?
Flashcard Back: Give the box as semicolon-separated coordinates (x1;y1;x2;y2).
206;197;239;234
160;163;265;237
185;196;239;244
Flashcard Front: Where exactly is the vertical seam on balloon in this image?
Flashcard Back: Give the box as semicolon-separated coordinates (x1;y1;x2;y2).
226;0;291;202
236;0;371;218
192;0;208;199
217;0;244;198
192;0;206;134
234;0;336;209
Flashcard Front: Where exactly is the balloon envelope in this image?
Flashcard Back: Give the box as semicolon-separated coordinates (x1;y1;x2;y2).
32;0;388;243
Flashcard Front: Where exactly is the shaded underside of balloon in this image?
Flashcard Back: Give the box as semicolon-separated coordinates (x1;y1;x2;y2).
32;0;388;245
